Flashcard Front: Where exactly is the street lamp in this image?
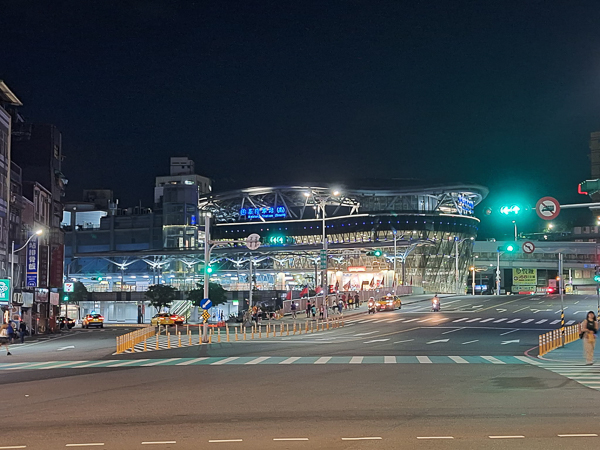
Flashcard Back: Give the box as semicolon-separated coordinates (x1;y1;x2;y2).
470;266;476;296
9;229;43;320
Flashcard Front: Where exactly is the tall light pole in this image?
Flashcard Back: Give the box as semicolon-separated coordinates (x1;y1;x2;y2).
512;220;518;241
470;265;476;296
9;229;43;320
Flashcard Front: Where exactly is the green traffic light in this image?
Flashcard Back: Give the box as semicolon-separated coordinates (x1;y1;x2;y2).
500;205;521;215
595;275;600;283
373;250;382;257
207;267;213;274
506;244;515;252
63;296;69;302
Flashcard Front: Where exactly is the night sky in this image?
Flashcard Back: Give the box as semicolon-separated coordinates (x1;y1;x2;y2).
3;1;600;238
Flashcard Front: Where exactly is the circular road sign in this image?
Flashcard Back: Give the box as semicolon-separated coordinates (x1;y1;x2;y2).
200;298;212;310
522;241;535;254
535;196;560;220
246;233;261;251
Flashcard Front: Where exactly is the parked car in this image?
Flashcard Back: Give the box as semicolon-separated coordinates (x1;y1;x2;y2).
82;313;104;328
57;316;75;329
150;312;185;326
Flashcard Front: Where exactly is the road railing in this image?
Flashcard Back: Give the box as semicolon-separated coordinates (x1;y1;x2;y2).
538;324;579;356
116;325;156;354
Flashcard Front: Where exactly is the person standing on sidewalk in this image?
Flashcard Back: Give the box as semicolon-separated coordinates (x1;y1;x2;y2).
354;293;360;309
305;301;311;318
290;301;297;319
0;324;11;355
19;321;26;344
580;311;598;365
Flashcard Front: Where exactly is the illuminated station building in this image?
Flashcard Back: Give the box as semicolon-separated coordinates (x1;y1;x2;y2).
63;161;487;321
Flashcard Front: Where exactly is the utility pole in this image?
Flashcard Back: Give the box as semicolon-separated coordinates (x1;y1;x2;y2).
202;214;211;343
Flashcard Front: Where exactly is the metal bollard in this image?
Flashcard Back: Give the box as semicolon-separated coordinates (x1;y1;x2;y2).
167;332;171;349
144;339;147;352
189;331;192;346
244;327;247;340
251;327;254;340
178;332;182;347
218;329;221;343
311;321;314;333
259;326;262;339
156;334;159;350
227;325;230;342
209;334;212;344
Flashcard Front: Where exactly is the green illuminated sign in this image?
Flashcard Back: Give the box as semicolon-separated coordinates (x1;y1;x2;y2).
500;205;521;215
0;279;9;303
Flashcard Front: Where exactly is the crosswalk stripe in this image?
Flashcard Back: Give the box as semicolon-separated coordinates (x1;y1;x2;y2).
566;320;575;325
448;356;468;364
403;318;419;323
417;356;432;364
536;319;548;324
246;357;270;365
315;357;332;364
100;359;149;368
466;318;481;323
384;356;396;364
514;356;543;365
522;319;534;324
550;320;560;324
390;318;404;323
6;361;53;370
507;319;520;324
453;318;467;322
481;356;505;364
71;360;116;368
279;357;301;365
493;318;507;323
211;357;239;365
141;358;180;367
480;318;494;323
176;358;208;366
349;356;363;364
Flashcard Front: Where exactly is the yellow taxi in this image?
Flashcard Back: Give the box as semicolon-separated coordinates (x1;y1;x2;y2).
376;295;402;311
82;313;104;328
151;312;185;326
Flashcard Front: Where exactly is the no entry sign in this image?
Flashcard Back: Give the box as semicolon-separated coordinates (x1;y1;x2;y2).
522;241;535;254
536;196;560;220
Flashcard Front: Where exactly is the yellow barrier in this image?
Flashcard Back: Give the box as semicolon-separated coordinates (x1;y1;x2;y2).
538;324;579;356
115;325;156;354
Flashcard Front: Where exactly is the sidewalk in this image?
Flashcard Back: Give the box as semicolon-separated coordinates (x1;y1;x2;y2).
539;339;587;364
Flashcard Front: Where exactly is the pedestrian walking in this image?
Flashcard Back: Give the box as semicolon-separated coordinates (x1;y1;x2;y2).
319;305;324;319
0;324;11;355
19;321;26;344
306;301;311;318
354;293;360;309
290;301;297;319
338;300;344;315
311;304;316;319
7;322;15;344
580;311;598;365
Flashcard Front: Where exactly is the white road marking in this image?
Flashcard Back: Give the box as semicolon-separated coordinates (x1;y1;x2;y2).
417;436;454;439
558;434;598;437
482;356;505;364
461;340;479;345
141;359;181;367
390;318;404;322
364;339;389;343
507;319;520;324
417;356;432;363
341;437;382;441
465;318;481;323
108;359;149;368
353;331;378;337
246;357;270;365
39;361;88;370
208;440;243;443
141;442;177;445
452;318;467;322
273;438;309;441
513;306;529;313
57;346;75;351
499;329;519;336
384;356;396;364
489;435;524;439
493;318;507;323
442;328;464;334
550;320;560;325
480;318;494;323
314;357;331;364
393;339;414;344
522;319;534;324
279;357;301;365
426;339;449;344
5;361;56;370
349;356;363;364
403;318;419;323
176;358;208;366
514;356;543;365
66;444;104;447
448;356;468;364
501;340;520;345
0;447;27;449
211;357;239;366
566;320;575;325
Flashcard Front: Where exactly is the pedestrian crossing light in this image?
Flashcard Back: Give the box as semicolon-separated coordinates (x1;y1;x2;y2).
62;295;69;302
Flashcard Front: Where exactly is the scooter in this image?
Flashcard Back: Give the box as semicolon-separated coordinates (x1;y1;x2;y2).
368;301;377;314
431;297;440;312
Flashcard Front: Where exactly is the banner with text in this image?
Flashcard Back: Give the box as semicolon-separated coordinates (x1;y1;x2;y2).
513;268;537;286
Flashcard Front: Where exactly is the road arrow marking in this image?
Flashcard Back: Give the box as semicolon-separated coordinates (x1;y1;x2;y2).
426;339;449;344
501;340;520;345
57;346;75;351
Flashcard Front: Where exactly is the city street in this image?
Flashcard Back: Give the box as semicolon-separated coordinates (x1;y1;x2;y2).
2;294;599;449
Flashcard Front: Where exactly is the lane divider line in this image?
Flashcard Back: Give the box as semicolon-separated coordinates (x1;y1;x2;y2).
341;437;382;441
417;436;454;439
558;434;598;437
208;439;243;443
141;442;177;445
489;436;524;439
273;438;309;441
65;444;104;447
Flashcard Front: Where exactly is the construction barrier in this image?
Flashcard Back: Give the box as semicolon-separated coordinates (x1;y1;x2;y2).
116;325;156;354
538;324;579;356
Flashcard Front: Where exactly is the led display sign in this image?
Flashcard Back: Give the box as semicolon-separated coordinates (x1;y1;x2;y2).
239;206;287;220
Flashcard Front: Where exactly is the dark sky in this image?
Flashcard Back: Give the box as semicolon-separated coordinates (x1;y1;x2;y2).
3;0;600;238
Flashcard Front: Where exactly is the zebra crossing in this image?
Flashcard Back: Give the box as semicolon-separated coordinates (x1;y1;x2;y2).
0;355;540;370
344;315;574;327
538;363;600;391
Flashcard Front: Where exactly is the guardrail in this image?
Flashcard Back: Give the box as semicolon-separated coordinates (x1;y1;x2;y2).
116;325;156;354
538;324;579;356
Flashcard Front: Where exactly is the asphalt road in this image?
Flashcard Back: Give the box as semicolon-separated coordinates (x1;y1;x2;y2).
2;294;600;449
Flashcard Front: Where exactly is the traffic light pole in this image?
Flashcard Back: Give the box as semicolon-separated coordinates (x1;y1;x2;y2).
495;251;501;295
559;252;565;346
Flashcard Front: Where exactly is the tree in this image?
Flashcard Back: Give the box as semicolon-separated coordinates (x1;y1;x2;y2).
145;284;177;312
189;282;228;307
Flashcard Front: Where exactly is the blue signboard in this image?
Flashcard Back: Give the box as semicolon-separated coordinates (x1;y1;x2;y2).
457;195;474;215
239;206;287;220
26;236;39;287
200;298;212;309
